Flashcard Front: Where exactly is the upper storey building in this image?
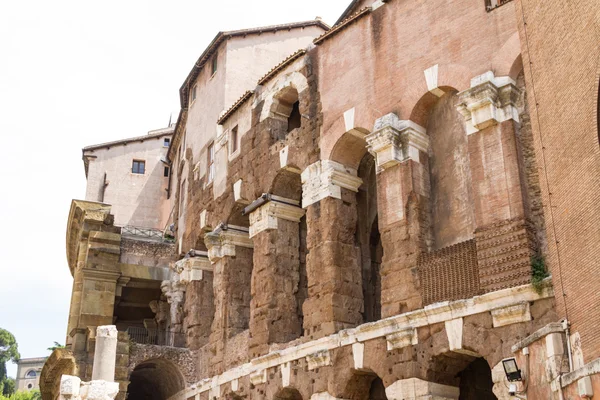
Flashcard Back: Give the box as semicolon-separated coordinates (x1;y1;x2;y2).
83;126;174;230
167;20;329;252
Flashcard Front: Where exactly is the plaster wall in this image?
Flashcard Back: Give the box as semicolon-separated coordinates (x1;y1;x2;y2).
84;134;171;229
15;358;46;391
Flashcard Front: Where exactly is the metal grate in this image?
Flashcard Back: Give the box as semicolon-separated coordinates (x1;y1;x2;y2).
126;327;185;348
120;225;174;242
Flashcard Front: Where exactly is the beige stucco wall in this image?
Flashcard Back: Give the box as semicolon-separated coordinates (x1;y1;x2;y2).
15;358;46;391
84;130;172;229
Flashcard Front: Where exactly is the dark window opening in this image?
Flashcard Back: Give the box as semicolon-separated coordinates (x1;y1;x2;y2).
163;138;170;147
191;85;197;102
132;160;145;174
163;166;170;177
458;358;497;400
287;101;302;133
231;126;238;154
211;56;218;75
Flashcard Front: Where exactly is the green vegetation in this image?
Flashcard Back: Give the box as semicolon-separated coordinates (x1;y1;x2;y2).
0;389;42;400
0;329;20;396
531;254;549;294
46;342;64;352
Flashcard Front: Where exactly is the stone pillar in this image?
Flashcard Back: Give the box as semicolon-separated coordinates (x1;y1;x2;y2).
172;254;214;350
366;114;430;317
248;196;305;357
457;72;535;292
301;160;364;339
161;278;186;347
205;225;253;374
385;378;459;400
457;71;525;227
91;325;118;382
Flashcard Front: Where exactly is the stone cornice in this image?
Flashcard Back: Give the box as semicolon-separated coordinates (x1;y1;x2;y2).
66;200;114;277
456;71;521;134
301;160;363;208
249;197;305;238
173;256;212;284
204;225;253;263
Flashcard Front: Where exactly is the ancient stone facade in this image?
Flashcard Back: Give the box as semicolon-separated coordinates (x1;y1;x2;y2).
44;0;600;399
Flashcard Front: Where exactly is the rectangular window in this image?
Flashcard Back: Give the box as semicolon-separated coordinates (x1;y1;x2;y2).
191;85;197;102
164;166;170;177
164;138;170;147
231;126;238;154
132;160;145;174
207;143;215;183
211;55;218;75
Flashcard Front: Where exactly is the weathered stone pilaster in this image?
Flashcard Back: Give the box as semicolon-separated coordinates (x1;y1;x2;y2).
248;196;305;357
91;326;117;382
205;225;253;374
301;161;363;339
366;114;430;317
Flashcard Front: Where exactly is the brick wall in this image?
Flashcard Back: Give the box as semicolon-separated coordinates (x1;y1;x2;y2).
515;0;600;362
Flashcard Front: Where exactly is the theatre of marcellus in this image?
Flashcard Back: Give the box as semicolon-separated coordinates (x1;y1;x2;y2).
40;0;600;399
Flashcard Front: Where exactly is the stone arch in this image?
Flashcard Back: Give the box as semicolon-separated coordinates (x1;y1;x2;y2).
493;32;522;79
274;387;304;400
260;71;309;123
270;169;302;202
329;129;371;171
127;358;186;400
40;349;77;400
340;370;388;400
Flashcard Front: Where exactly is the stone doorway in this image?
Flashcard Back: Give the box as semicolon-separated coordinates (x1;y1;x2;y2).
457;358;497;400
126;359;185;400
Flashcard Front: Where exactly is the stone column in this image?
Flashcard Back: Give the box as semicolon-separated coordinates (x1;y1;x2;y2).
457;71;535;292
161;278;186;346
366;114;430;317
248;196;305;358
91;325;118;382
172;254;214;350
301;160;364;339
385;378;459;400
205;225;253;374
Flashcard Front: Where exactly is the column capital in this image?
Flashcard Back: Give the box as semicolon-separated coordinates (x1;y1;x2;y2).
301;160;363;208
204;224;253;263
173;254;212;284
457;71;521;134
367;113;428;169
249;196;305;238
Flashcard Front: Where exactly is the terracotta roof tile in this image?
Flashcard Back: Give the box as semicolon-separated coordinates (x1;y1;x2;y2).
257;49;307;86
313;7;372;45
217;91;254;125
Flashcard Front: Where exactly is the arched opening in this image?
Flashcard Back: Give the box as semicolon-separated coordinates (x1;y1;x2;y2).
127;359;185;400
270;86;302;142
458;358;497;400
356;152;382;323
343;371;388;400
274;387;303;400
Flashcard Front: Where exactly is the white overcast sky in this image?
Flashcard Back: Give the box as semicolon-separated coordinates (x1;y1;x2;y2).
0;0;349;378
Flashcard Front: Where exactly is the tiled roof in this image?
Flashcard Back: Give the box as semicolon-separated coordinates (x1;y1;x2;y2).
83;127;174;152
217;91;254;126
313;7;372;45
179;20;329;109
257;49;307;86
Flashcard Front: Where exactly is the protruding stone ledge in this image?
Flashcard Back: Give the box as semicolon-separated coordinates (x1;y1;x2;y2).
456;71;521;135
301;160;362;208
385;378;459;400
204;224;253;263
249;369;267;386
173;253;212;284
511;322;564;352
491;301;531;327
248;195;305;238
367;113;428;169
306;350;331;370
386;328;418;351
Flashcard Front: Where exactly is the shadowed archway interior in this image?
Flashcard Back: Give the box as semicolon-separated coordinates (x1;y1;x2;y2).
127;359;185;400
